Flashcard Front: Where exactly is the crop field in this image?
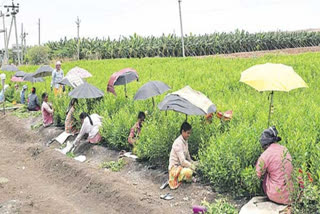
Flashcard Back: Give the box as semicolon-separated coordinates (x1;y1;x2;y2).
45;31;320;60
4;52;320;212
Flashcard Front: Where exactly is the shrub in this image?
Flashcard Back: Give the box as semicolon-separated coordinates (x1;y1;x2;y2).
202;198;238;214
101;106;135;151
26;45;51;65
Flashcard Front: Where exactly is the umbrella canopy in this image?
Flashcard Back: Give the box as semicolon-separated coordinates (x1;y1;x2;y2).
158;86;216;116
240;63;308;127
11;76;24;82
1;64;19;72
23;73;44;83
14;71;26;77
33;65;54;78
66;66;92;79
158;95;205;115
134;81;171;100
107;68;139;96
59;74;84;88
68;82;104;99
240;63;308;92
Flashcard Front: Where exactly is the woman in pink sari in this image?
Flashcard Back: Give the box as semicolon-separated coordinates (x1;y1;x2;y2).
41;93;54;127
256;126;293;205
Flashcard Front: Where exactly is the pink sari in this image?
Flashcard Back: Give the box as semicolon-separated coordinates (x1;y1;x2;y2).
89;133;102;144
41;102;53;127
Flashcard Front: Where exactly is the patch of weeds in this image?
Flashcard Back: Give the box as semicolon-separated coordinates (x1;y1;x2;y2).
31;122;43;130
202;198;238;214
99;159;126;172
12;107;41;118
66;152;75;158
12;109;31;118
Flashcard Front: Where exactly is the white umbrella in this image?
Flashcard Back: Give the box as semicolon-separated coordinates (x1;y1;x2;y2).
158;86;216;120
59;74;84;88
66;66;92;79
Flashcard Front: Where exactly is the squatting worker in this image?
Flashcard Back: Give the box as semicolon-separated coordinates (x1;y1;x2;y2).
128;111;146;145
168;122;197;189
41;92;54;127
68;112;103;154
51;61;64;96
256;126;293;205
27;87;40;111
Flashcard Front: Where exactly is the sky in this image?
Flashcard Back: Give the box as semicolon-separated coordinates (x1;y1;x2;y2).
0;0;319;48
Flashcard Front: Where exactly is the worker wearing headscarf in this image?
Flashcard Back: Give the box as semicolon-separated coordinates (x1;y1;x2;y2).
256;126;293;204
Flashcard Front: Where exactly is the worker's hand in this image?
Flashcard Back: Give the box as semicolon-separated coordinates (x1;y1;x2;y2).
129;137;136;144
190;164;196;171
193;161;199;166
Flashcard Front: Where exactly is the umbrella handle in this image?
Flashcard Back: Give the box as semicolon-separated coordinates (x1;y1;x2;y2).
268;91;274;127
124;77;128;98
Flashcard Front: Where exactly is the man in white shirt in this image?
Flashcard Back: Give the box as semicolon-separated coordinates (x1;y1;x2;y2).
51;61;64;96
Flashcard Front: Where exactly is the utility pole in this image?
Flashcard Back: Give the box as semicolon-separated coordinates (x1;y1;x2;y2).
38;18;40;45
20;23;23;62
0;11;8;64
4;0;20;65
178;0;185;57
75;16;81;60
23;30;27;50
20;23;27;63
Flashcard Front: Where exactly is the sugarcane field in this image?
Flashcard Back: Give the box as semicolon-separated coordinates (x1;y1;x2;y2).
0;1;320;214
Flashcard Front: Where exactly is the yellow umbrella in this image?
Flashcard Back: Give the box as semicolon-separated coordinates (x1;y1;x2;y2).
240;63;308;126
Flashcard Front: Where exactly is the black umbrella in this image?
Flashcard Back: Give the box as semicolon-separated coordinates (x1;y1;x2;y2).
33;65;54;78
14;71;26;77
23;73;44;83
69;82;104;99
1;64;19;72
114;72;138;86
33;65;54;89
134;81;171;107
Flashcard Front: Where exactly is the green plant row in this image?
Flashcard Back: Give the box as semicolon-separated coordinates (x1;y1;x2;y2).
44;30;320;60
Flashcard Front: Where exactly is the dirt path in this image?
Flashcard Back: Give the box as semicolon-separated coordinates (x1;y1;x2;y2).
196;46;320;58
0;114;217;214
